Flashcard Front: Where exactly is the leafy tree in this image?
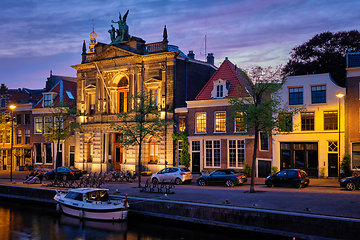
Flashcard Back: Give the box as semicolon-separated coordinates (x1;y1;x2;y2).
43;102;80;183
172;132;190;167
230;66;300;193
112;90;172;188
0;113;13;146
283;30;360;87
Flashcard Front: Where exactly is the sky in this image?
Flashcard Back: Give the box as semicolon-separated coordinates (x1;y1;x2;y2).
1;0;360;89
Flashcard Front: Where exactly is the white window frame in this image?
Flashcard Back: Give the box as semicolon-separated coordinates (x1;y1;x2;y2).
228;139;245;169
259;131;269;151
214;111;226;133
34;117;42;134
205;140;221;168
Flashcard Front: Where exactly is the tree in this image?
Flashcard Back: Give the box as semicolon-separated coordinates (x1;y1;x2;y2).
0;113;13;146
229;66;300;193
283;30;360;87
112;90;171;188
43;102;80;183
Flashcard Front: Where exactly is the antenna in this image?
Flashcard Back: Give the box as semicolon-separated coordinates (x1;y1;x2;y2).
91;19;95;30
205;35;207;62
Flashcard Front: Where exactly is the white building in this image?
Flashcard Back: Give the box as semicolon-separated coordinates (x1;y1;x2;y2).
273;73;345;178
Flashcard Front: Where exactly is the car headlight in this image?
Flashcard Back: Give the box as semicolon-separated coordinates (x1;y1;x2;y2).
340;179;346;183
266;176;270;180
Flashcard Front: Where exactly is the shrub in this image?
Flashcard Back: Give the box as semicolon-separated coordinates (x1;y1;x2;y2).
271;166;278;175
341;153;351;177
245;164;252;177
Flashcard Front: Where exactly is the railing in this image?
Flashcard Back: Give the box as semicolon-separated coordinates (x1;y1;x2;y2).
146;42;167;53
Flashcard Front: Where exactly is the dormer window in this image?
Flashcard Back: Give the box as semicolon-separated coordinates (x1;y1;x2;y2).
211;79;229;99
44;94;52;107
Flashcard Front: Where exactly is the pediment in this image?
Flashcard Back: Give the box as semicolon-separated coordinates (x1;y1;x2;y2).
89;45;137;62
85;84;96;90
144;77;161;84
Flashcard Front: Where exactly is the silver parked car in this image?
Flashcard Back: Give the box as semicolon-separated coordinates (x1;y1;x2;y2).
151;167;193;185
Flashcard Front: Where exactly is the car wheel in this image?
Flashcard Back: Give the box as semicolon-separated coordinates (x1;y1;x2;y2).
266;181;274;188
294;181;301;189
198;179;205;186
346;182;356;191
62;175;68;181
152;178;159;185
175;178;182;185
225;179;234;187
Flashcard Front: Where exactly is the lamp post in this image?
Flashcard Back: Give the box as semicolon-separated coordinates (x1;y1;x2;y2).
9;105;16;182
336;93;344;182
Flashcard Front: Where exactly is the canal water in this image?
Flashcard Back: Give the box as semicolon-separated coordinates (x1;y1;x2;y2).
0;200;293;240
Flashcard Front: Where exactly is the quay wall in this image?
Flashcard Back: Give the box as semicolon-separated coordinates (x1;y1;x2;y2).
0;184;359;240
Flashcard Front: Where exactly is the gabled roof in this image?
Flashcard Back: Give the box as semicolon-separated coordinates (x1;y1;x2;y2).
195;59;247;100
34;79;77;108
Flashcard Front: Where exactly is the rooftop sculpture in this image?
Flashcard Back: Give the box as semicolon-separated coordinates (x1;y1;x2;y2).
109;10;130;44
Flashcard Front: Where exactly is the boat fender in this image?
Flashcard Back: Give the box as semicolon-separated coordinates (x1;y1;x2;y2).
56;204;61;212
79;210;84;219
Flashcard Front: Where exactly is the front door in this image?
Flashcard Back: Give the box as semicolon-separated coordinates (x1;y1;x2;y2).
192;152;200;174
258;160;271;178
328;153;338;177
114;133;123;171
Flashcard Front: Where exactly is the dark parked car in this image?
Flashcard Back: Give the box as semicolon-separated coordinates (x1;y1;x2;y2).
196;169;247;187
340;176;360;191
44;166;83;181
265;169;309;188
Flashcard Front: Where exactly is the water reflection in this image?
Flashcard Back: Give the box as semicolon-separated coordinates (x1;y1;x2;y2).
0;200;291;240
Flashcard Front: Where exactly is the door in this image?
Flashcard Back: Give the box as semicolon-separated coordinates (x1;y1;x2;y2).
328;153;338;177
258;160;271;178
69;146;75;166
192;152;200;174
114;145;123;171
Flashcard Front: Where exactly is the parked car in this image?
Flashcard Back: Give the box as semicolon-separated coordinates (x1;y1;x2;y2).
44;166;83;181
151;167;192;185
340;175;360;191
265;169;309;188
196;169;247;187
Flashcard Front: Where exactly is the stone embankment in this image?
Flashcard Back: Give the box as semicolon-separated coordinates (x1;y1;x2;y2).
0;184;359;240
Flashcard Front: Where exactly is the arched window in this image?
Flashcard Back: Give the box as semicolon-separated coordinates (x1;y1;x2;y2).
117;77;129;113
88;137;93;162
148;137;159;164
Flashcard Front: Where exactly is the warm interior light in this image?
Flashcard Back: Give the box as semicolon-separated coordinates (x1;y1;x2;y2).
336;93;345;98
9;105;16;110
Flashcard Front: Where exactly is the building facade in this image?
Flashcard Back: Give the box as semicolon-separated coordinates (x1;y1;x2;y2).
273;73;346;178
72;22;216;173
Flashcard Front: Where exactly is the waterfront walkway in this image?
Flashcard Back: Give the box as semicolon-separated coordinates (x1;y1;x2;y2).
1;170;359;220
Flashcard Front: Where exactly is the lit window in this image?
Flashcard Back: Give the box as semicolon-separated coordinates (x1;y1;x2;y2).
352;142;360;169
301;112;314;131
324;111;338;130
215;112;226;132
89;94;95;115
117;77;128;113
229;140;245;168
196;113;206;133
289;87;303;105
44;116;53;134
235;112;246;132
311;85;326;104
44;94;52;107
16;130;21;144
205;140;220;167
179;116;186;132
259;132;269;151
35;117;42;133
149;137;159;164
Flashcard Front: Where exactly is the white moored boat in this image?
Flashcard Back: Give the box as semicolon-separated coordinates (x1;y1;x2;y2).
54;188;129;221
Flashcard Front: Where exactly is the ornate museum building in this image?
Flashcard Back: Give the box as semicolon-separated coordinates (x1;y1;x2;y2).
72;11;217;173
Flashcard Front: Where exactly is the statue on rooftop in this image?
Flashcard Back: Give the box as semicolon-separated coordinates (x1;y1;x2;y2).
110;10;130;44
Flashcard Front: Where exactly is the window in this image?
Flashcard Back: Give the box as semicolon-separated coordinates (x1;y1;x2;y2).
328;141;338;152
16;130;21;144
352;143;360;169
16;114;21;125
24;114;30;125
117;77;128;113
45;144;52;164
1;98;6;108
278;112;292;132
149;137;159;164
66;90;74;100
35;117;42;133
35;144;42;164
89;94;95;115
301;112;315;131
88;137;93;162
179;116;186;132
229;140;245;168
150;89;158;106
217;85;223;98
192;141;200;151
196;113;206;133
324;111;338;130
235;112;246;132
289;87;303;105
215;112;226;132
44;116;53;133
311;85;326;104
260;132;269;151
44;94;52;107
205;140;220;167
25;130;30;144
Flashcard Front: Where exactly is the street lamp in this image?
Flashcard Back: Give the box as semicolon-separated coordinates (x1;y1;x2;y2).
336;92;344;182
9;105;16;182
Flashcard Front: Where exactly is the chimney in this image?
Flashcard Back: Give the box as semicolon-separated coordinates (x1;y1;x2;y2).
207;53;214;65
187;50;195;59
